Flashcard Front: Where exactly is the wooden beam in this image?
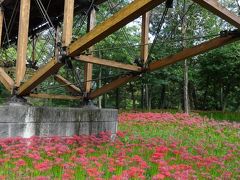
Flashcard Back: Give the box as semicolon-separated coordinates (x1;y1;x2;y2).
0;67;14;92
29;93;82;100
148;35;240;72
89;74;138;99
62;0;75;47
192;0;240;29
141;12;150;64
15;0;31;87
18;58;63;96
68;0;166;56
54;74;81;94
76;55;142;72
0;7;4;47
84;8;96;93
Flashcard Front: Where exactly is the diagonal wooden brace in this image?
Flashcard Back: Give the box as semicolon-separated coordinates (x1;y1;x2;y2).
18;58;63;96
75;55;142;72
89;73;139;99
0;67;14;92
192;0;240;29
29;93;82;100
54;74;81;94
148;35;240;72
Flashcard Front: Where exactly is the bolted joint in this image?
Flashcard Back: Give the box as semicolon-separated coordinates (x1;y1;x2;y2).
166;0;174;8
81;94;97;108
58;46;73;69
220;29;240;37
228;29;240;36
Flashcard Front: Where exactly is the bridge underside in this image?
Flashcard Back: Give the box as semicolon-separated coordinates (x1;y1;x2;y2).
1;0;107;46
0;0;239;103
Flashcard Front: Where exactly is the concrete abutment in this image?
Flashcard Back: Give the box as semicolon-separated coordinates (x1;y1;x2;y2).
0;104;118;138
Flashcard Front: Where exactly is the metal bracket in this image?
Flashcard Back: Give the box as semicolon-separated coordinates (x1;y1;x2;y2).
220;29;240;37
166;0;174;8
57;45;73;69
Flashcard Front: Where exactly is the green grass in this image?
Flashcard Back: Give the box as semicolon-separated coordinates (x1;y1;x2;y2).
196;111;240;122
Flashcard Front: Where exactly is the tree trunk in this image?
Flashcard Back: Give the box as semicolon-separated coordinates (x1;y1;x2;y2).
183;60;189;113
145;84;149;111
98;66;102;108
191;83;197;110
148;85;152;111
130;83;136;110
141;84;145;111
182;2;190;114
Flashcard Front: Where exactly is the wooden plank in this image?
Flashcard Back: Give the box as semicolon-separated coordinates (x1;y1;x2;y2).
84;8;96;93
148;35;240;72
89;74;138;99
76;55;142;72
0;67;14;92
29;93;82;100
15;0;31;87
192;0;240;29
18;58;63;96
62;0;75;47
68;0;166;56
54;74;81;94
0;7;4;47
141;12;150;64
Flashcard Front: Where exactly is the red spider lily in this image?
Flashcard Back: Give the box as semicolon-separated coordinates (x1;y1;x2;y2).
152;174;165;180
35;176;51;180
15;159;26;167
34;160;52;172
28;153;41;161
86;167;102;177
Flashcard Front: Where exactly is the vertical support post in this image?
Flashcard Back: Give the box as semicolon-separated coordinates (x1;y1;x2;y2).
140;12;150;110
141;12;150;64
0;6;4;47
15;0;31;87
62;0;75;47
84;8;96;93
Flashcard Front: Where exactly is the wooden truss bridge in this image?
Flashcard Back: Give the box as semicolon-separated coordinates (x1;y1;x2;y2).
0;0;239;103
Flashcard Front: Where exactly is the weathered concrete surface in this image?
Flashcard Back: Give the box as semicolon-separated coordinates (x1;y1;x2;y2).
0;104;118;138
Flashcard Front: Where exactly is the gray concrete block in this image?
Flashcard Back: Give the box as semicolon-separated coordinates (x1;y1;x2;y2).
0;104;118;138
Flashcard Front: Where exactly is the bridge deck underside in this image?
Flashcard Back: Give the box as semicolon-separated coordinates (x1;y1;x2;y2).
1;0;106;47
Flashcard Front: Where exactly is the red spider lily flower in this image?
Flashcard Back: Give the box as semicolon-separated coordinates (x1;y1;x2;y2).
35;176;51;180
76;147;86;156
0;176;6;180
126;167;145;178
34;160;52;172
62;173;72;180
86;167;103;177
28;153;41;161
15;159;26;167
152;174;165;180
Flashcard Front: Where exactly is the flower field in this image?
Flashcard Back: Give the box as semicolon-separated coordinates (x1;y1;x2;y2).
0;113;239;179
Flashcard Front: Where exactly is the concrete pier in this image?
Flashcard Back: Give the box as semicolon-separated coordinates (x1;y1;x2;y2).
0;104;118;138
